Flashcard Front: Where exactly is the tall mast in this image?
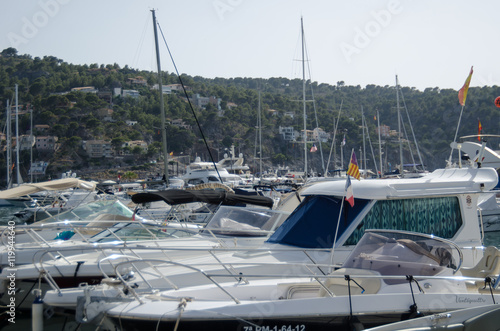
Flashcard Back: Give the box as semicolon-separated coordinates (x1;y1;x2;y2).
301;17;307;177
377;110;383;178
30;107;33;183
258;90;262;184
151;9;169;185
6;99;11;188
361;107;366;174
15;84;21;185
396;75;403;177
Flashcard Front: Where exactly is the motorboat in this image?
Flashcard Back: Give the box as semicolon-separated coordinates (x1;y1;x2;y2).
456;139;500;232
77;229;500;330
0;178;98;223
0;193;283;309
181;157;246;188
41;167;499;312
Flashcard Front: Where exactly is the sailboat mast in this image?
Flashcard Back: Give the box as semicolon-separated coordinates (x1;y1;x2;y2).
377;110;383;177
396;75;403;177
151;9;169;186
6;99;11;188
30;107;33;183
361;107;366;174
301;17;307;177
15;84;21;185
258;90;262;184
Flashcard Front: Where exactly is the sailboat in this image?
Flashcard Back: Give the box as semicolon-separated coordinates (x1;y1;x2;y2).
0;85;25;206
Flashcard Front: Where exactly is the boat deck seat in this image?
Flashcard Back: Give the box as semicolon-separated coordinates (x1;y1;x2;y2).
461;246;500;279
318;268;382;297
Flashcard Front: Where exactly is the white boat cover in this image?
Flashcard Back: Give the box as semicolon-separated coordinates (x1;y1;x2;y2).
0;178;96;199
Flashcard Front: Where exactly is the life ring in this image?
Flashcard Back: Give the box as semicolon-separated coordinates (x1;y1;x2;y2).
186;182;235;193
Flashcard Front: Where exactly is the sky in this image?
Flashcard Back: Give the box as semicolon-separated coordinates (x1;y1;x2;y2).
1;0;499;91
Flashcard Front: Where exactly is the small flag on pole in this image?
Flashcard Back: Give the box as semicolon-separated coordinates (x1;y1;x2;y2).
310;144;317;153
169;151;174;156
458;66;473;106
478;119;482;141
346;150;361;180
345;176;354;207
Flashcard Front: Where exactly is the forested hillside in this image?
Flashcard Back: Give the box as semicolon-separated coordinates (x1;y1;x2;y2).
0;47;499;183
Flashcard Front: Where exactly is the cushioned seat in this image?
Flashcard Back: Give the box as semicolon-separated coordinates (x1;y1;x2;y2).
461;246;500;278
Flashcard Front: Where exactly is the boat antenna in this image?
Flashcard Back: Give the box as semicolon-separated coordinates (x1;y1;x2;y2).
156;16;222;182
151;9;169;186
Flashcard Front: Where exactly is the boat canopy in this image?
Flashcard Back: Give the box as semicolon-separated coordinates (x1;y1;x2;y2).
0;178;96;199
131;189;274;209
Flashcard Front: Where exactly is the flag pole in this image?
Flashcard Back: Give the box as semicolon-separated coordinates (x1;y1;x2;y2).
448;104;465;165
449;66;473;166
329;178;347;272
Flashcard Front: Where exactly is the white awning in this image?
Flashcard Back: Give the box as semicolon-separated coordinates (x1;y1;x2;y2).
0;178;96;199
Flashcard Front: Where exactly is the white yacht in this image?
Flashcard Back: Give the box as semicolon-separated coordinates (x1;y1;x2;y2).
40;167;499;313
181;157;245;188
81;229;500;330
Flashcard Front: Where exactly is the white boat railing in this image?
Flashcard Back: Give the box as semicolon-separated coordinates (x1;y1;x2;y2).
104;257;498;306
34;245;334;295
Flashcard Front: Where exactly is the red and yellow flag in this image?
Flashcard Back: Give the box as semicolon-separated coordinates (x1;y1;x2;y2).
478;119;482;141
458;66;473;106
346;151;361;180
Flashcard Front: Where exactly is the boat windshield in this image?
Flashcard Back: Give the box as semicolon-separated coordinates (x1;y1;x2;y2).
35;199;139;224
342;230;461;280
201;206;289;237
267;195;370;248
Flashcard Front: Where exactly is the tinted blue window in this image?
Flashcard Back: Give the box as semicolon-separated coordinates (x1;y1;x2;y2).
267;195;369;248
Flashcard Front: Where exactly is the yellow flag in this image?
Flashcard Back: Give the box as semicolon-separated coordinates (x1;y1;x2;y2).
458;66;473;106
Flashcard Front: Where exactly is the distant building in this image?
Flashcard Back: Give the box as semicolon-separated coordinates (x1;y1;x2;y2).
152;84;172;94
29;161;49;176
71;86;98;93
284;111;295;119
122;89;140;98
191;94;221;110
312;128;330;143
279;126;296;141
300;129;315;142
127;77;147;85
268;109;278;116
36;136;58;151
377;125;391;138
18;135;35;151
84;140;112;158
34;124;50;133
171;119;192;130
126;120;138;126
165;84;191;92
122;140;148;153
